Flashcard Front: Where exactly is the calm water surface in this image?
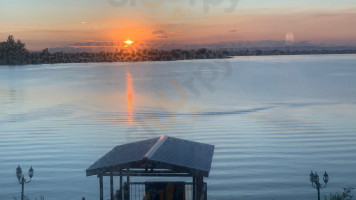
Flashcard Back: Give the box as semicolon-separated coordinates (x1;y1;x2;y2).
1;55;356;200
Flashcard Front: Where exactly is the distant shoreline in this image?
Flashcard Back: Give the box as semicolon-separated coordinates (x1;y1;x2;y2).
2;48;356;66
3;48;356;66
1;35;356;66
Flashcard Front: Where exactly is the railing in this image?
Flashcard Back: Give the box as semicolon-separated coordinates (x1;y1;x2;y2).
125;182;193;200
113;181;207;200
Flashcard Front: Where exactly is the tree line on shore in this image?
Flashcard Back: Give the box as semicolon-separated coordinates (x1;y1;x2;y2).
0;36;230;65
1;35;356;66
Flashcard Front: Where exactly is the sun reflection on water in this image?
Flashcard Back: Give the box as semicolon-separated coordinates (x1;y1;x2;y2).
126;70;134;123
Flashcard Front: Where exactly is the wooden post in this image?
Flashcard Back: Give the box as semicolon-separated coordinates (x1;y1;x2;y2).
196;175;203;200
99;174;104;200
192;176;196;200
199;183;207;200
127;167;130;200
120;169;123;200
110;171;114;200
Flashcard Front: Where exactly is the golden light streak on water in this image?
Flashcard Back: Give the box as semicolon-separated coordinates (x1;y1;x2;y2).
126;70;134;123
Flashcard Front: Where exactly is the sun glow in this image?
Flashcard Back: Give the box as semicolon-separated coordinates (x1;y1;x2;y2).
124;40;133;47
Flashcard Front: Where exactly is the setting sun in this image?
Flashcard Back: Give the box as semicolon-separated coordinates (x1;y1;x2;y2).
124;40;133;47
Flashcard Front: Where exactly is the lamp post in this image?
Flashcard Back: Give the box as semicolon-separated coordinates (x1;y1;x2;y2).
309;170;328;200
16;165;34;200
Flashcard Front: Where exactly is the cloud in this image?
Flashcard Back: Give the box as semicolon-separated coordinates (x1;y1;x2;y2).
229;29;237;32
213;35;223;38
70;41;121;47
168;30;182;35
152;30;166;35
152;29;175;39
157;35;168;39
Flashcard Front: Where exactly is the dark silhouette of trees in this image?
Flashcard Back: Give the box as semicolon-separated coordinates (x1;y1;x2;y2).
1;35;356;66
0;35;29;65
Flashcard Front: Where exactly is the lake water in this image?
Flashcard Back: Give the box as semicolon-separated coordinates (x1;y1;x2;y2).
1;55;356;200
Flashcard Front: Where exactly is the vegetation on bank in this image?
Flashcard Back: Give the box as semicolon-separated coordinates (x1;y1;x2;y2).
0;36;230;65
325;187;354;200
1;35;356;65
0;35;28;65
13;195;44;200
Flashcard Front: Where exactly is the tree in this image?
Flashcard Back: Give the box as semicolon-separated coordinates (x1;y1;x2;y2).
0;35;29;65
325;187;354;200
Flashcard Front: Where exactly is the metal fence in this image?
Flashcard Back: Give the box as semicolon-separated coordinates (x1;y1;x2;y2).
127;182;193;200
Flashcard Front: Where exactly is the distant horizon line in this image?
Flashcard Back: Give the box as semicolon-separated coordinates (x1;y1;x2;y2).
3;35;355;52
34;41;356;52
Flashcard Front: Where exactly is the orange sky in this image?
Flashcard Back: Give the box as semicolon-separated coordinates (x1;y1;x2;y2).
1;0;356;50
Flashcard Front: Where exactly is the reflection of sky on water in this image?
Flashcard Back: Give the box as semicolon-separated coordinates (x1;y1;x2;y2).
0;55;356;199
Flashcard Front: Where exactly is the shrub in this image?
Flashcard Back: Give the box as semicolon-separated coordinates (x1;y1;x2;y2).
325;187;354;200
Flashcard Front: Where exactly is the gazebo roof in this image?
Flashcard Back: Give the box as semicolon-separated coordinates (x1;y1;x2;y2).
86;135;215;177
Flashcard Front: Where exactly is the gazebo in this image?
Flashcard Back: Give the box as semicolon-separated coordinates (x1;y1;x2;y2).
86;135;215;200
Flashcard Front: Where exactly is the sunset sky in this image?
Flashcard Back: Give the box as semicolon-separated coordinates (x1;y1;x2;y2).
1;0;356;50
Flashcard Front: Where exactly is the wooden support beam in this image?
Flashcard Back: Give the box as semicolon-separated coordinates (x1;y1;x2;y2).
99;174;103;200
127;167;130;199
196;175;204;200
193;176;196;200
101;170;191;177
120;169;123;200
110;171;114;200
202;182;207;200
